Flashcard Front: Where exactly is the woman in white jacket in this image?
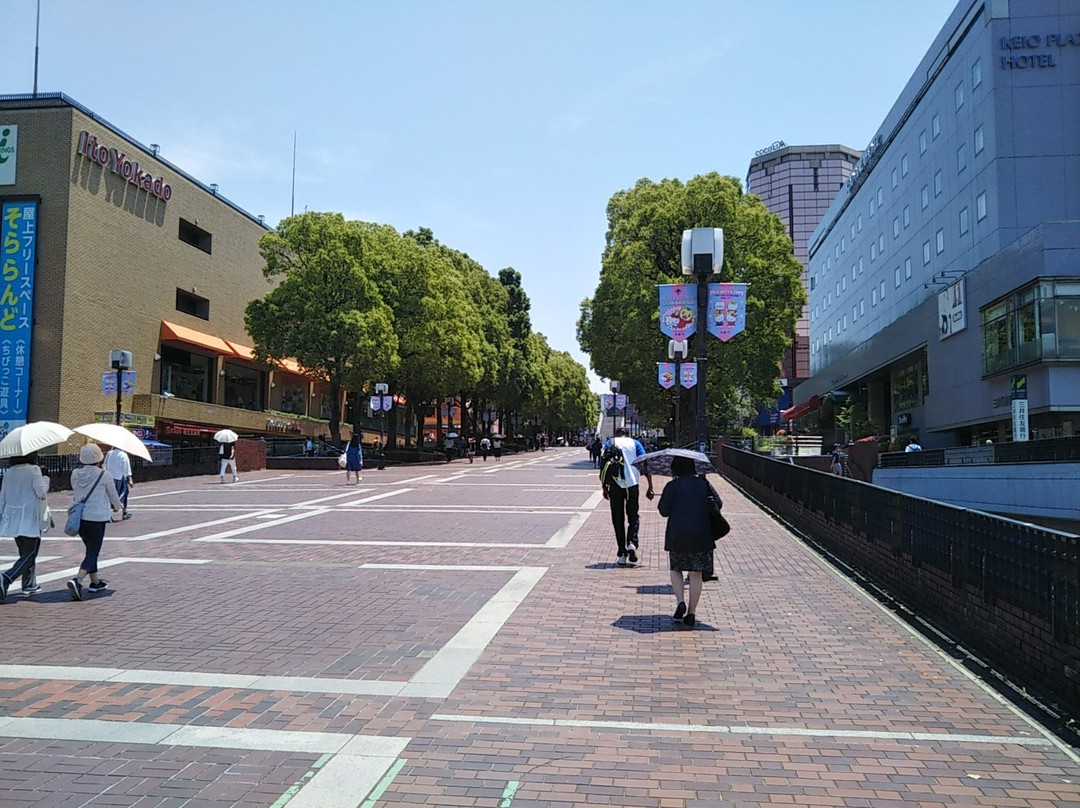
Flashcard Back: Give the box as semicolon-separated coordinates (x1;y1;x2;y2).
67;444;122;601
0;453;51;602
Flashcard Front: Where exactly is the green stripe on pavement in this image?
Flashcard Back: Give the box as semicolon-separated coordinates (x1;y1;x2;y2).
500;779;520;807
270;753;334;808
359;757;408;808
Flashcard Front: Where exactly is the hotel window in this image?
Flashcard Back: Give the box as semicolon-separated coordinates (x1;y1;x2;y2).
878;234;885;254
894;267;902;288
903;205;910;228
974;125;984;155
851;223;856;240
869;198;876;218
852;265;856;280
871;243;877;261
976;191;987;221
810;276;817;292
893;217;900;238
892;168;898;188
879;280;886;301
178;218;212;254
857;215;862;233
923;241;931;264
957;144;967;173
836;281;841;297
858;257;864;274
933;113;940;139
842;275;847;291
860;299;865;316
175;288;210;320
901;154;909;176
853;304;858;322
919;130;927;154
955;81;964;110
959;207;970;236
972;59;982;89
877;188;884;206
905;257;912;279
835;244;840;259
921;186;929;209
841;236;846;253
934;170;942;197
836;319;841;334
936;229;944;254
872;288;878;306
827;292;832;306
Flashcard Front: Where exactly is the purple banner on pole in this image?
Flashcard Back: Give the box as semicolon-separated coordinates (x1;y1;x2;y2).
615;394;627;412
601;394;614;415
707;282;747;342
658;284;697;340
658;363;676;389
680;363;697;389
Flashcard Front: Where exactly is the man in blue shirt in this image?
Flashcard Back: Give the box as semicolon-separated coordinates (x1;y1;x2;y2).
600;427;654;566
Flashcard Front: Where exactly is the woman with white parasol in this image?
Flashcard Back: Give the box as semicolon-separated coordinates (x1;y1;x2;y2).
214;430;239;484
0;422;68;602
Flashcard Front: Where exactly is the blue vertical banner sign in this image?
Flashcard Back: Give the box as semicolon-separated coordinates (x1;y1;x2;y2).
706;282;748;342
680;362;698;389
658;284;697;341
658;362;676;389
0;200;37;436
601;394;614;415
615;394;627;412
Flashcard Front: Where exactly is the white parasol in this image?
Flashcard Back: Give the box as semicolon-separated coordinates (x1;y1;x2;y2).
72;423;152;462
0;421;74;458
213;429;239;444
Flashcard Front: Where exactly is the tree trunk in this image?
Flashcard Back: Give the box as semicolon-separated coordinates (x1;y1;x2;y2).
328;382;342;447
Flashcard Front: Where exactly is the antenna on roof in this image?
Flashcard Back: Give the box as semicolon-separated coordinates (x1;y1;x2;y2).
290;131;297;217
32;0;41;96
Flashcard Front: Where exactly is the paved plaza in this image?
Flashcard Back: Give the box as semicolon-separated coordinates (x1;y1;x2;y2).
0;449;1077;807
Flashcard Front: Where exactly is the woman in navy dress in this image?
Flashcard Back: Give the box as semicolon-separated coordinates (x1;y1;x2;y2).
344;433;363;485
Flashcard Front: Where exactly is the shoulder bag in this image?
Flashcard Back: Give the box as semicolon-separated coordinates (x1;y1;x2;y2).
39;497;54;533
705;479;730;540
65;470;106;536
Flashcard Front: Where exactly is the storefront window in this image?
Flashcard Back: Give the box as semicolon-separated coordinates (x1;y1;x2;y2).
161;346;213;402
980;279;1080;374
279;381;306;415
224;363;265;410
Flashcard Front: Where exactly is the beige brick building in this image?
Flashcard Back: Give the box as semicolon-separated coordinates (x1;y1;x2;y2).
0;93;348;446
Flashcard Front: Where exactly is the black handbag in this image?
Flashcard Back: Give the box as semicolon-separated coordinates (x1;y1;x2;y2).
705;480;730;540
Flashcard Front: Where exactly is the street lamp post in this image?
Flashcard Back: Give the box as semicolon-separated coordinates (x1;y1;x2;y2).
109;350;132;426
681;228;724;452
668;339;687;446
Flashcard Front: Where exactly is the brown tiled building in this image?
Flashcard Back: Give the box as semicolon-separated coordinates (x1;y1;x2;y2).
0;93;348;445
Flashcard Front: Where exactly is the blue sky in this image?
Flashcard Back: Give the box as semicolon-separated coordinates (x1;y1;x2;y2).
1;0;957;392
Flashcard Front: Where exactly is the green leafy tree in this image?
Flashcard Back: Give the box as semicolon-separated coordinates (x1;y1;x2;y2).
578;173;805;435
245;212;397;446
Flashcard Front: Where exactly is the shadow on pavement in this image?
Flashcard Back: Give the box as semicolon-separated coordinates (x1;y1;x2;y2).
613;614;716;633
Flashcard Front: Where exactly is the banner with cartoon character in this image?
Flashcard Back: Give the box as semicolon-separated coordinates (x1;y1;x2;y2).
615;394;627;412
706;282;747;342
680;362;697;389
601;394;614;415
658;363;676;389
658;284;696;340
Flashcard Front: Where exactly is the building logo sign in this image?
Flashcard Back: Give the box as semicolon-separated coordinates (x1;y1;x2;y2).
0;200;37;436
75;131;173;202
0;125;16;185
937;278;966;340
1000;32;1080;69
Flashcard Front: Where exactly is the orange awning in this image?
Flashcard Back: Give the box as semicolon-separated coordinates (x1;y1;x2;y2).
780;395;822;421
161;320;234;355
225;341;256;361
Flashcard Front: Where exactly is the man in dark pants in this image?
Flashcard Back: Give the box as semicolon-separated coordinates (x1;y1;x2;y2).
600;428;653;566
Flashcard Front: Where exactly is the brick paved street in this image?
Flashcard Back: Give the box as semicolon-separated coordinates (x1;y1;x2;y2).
1;450;1077;807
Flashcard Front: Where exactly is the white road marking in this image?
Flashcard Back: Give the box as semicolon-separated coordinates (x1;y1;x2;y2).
428;713;1055;748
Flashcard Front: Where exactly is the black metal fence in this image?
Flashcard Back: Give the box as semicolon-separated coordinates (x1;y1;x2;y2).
724;446;1079;640
3;447;222;491
880;434;1080;468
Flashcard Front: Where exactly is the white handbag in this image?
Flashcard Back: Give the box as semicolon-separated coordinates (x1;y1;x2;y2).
39;497;53;533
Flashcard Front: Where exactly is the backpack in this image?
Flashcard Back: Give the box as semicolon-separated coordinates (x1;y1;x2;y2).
599;444;626;488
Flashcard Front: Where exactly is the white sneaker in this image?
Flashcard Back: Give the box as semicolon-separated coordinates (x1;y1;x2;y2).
616;554;628;567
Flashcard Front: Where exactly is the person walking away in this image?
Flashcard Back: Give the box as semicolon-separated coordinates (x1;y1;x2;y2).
466;437;475;463
104;445;133;519
905;439;923;452
479;436;491;461
590;435;602;468
344;433;363;484
657;455;720;628
219;440;238;483
0;453;50;601
304;437;315;457
600;427;654;566
492;435;502;460
67;444;122;600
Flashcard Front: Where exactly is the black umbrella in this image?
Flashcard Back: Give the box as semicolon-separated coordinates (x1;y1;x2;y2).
631;447;716;477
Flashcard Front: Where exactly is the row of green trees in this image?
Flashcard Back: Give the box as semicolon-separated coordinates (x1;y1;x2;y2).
577;173;806;439
245;212;597;446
